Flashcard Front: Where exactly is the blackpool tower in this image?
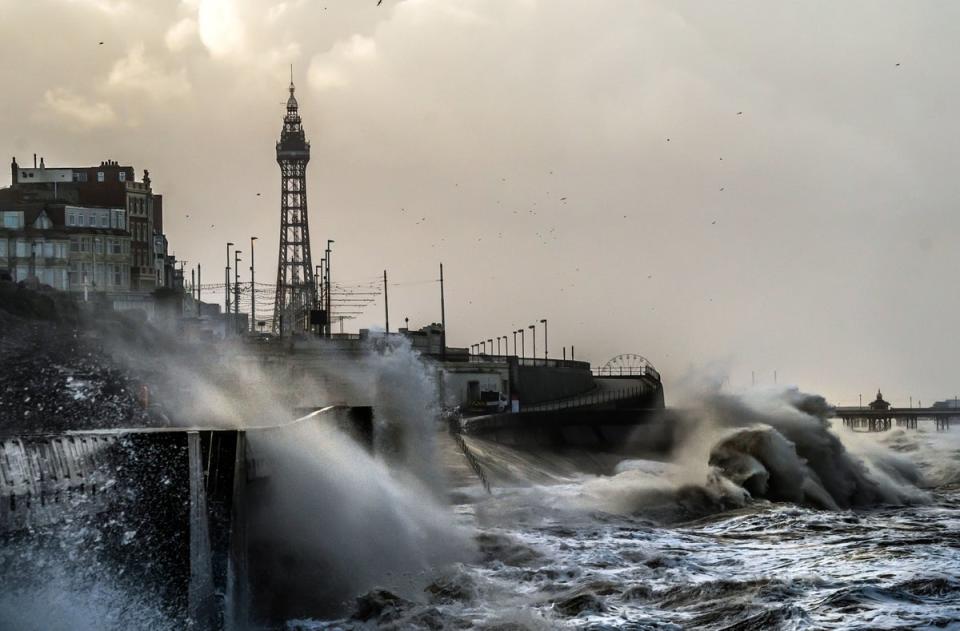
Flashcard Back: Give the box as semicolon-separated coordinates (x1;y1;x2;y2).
273;72;316;334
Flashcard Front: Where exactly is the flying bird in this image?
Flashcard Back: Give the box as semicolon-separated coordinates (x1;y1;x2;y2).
256;193;261;196
737;111;743;115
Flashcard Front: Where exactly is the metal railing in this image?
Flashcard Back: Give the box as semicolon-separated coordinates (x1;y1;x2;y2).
524;385;645;412
466;354;590;370
592;365;661;382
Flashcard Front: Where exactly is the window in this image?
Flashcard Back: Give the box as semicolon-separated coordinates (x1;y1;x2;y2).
2;213;22;229
68;214;75;226
15;241;28;257
94;239;103;254
97;171;104;182
119;171;126;182
100;215;108;228
81;239;88;253
0;240;6;257
72;172;88;183
112;240;121;255
42;243;53;258
70;239;79;252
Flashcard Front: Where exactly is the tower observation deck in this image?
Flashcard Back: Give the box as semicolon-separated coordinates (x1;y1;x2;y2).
273;73;316;334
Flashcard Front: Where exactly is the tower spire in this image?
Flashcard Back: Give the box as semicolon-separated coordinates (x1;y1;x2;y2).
273;70;315;335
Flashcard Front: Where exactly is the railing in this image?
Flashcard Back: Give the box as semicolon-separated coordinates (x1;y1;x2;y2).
592;366;661;382
466;354;591;370
523;385;646;412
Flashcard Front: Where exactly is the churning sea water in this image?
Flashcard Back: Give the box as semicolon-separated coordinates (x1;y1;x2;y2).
299;390;960;631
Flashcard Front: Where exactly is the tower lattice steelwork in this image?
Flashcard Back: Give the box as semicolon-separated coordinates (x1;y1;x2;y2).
273;74;315;334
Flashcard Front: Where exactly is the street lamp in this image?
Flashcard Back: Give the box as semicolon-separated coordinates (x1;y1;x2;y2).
488;338;493;355
325;239;334;338
512;330;518;356
249;236;258;332
519;328;525;360
540;318;547;361
529;324;536;364
225;242;234;317
234;250;242;334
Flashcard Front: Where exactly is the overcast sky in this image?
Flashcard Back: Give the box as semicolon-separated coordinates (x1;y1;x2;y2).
2;0;959;405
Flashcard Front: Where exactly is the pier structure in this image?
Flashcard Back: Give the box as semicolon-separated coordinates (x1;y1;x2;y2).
835;395;953;433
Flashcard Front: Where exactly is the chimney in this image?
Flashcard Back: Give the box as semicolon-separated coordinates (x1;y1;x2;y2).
39;157;45;169
10;157;17;187
33;154;37;168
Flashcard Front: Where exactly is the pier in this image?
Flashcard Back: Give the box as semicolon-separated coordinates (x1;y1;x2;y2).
833;407;954;432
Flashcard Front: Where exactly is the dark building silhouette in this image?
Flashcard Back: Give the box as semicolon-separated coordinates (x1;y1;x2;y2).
7;156;167;291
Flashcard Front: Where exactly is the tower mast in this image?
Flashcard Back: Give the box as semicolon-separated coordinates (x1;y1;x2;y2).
273;69;316;334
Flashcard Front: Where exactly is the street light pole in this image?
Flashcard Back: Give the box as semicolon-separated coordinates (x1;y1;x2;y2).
519;329;525;360
325;240;334;338
529;324;536;364
540;318;547;361
234;250;242;335
225;242;234;331
250;236;257;333
317;257;327;337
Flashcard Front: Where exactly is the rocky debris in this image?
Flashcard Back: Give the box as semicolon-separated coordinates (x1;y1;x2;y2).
350;588;413;622
0;285;178;433
0;314;154;433
424;572;477;604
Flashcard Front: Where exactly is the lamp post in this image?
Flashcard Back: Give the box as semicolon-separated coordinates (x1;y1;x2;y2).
249;237;257;332
92;237;100;291
488;338;493;356
234;250;242;335
540;318;547;361
325;239;334;338
519;328;525;360
225;242;234;323
512;330;518;355
529;324;536;364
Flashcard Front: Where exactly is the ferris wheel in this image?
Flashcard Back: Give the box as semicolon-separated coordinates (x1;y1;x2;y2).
600;353;654;375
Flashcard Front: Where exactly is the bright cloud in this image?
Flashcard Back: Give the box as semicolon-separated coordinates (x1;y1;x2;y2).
197;0;246;58
165;18;198;52
106;44;191;99
37;89;118;129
